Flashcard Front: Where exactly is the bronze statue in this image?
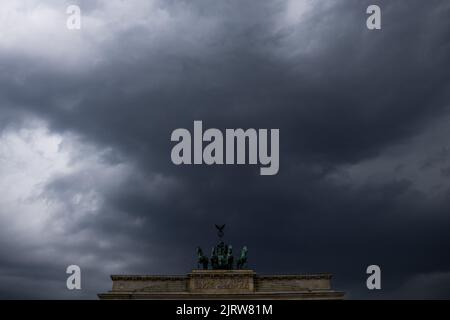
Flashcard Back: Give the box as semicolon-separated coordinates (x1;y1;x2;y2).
210;247;218;269
196;246;209;270
211;241;231;269
196;225;248;270
227;245;234;269
236;246;248;269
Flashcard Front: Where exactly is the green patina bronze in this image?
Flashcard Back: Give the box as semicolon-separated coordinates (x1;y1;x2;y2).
196;224;248;270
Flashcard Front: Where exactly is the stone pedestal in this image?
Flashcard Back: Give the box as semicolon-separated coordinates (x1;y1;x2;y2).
98;270;345;300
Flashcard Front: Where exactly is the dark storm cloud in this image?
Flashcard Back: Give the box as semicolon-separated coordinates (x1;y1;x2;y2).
0;0;450;299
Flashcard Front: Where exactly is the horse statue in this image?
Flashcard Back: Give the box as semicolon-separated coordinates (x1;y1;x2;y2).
236;246;248;269
210;246;218;269
210;241;232;270
227;245;234;269
196;247;209;270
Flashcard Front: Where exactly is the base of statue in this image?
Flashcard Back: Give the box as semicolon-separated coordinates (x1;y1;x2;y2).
98;270;345;300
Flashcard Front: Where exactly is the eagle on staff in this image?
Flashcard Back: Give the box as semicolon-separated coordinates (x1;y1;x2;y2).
215;224;225;238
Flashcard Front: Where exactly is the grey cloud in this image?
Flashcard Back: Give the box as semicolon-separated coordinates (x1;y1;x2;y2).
0;0;449;299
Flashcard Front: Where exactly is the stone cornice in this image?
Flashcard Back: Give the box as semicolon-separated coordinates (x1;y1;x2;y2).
255;273;333;280
111;275;187;281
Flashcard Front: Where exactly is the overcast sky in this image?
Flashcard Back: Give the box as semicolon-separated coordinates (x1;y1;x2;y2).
0;0;449;299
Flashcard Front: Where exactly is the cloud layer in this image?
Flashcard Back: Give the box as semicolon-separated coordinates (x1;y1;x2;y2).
0;0;449;298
